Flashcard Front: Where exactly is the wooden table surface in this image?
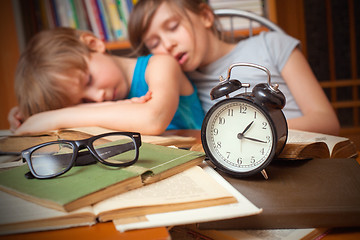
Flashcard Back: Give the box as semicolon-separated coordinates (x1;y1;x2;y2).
0;222;170;240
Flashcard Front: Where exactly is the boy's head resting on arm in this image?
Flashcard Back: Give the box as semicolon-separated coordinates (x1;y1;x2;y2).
15;28;98;120
128;0;221;57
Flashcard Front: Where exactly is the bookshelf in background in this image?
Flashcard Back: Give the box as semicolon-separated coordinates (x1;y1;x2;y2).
12;0;265;53
12;0;136;53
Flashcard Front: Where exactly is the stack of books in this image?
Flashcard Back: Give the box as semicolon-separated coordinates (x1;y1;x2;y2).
0;128;261;235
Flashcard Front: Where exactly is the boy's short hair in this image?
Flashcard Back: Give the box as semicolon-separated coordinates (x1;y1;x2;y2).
128;0;221;56
15;27;93;119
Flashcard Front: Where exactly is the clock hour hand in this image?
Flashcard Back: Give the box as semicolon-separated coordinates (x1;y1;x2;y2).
237;120;254;142
243;136;267;143
241;121;254;135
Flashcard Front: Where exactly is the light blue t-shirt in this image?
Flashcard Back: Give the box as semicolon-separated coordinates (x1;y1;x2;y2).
127;55;204;130
188;31;301;120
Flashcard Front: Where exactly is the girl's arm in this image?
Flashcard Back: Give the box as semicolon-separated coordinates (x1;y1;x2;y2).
14;56;185;135
283;48;340;135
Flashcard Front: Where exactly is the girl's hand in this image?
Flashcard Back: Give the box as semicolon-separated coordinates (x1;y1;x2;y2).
8;106;24;132
129;91;152;103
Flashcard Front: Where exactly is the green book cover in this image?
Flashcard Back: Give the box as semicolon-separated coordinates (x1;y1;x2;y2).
0;143;204;212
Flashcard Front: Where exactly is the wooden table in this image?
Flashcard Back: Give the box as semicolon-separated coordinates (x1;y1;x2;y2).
0;223;170;240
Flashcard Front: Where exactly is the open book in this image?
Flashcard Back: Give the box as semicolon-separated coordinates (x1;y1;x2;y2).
0;166;238;235
0;142;204;212
113;164;262;233
277;129;358;160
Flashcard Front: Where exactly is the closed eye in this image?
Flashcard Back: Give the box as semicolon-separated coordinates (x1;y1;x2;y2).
167;19;179;31
86;74;93;87
145;38;160;50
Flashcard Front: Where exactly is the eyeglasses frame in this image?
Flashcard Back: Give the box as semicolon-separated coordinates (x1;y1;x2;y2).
21;132;142;179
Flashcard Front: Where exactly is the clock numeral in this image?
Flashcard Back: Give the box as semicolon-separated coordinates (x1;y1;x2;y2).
260;148;265;155
213;128;219;135
254;111;257;119
218;117;225;125
228;109;234;116
266;136;271;143
250;156;256;163
237;157;242;165
239;105;247;114
216;141;222;149
262;122;268;129
226;152;231;159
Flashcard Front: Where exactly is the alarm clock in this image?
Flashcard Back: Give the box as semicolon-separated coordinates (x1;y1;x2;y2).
201;63;288;179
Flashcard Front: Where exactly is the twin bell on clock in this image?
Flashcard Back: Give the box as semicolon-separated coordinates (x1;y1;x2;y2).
201;63;288;180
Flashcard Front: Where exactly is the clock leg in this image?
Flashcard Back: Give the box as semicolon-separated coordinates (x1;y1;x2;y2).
261;169;269;180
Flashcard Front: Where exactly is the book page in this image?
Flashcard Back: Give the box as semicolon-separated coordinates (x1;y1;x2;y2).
113;164;262;232
287;129;349;153
93;166;236;218
64;127;197;147
0;191;95;235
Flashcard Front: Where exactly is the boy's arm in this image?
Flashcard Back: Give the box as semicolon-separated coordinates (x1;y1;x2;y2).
8;106;24;132
283;48;340;135
14;56;184;135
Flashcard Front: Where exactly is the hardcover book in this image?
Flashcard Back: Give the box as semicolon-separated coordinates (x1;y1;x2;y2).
0;166;236;235
198;158;360;229
0;143;205;212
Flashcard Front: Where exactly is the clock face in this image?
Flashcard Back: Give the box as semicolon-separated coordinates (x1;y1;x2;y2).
203;98;275;175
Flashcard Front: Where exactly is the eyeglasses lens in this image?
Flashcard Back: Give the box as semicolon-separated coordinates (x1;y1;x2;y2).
31;143;74;177
92;134;136;164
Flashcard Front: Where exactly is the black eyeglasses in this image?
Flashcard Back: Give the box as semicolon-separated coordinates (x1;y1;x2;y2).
21;132;141;179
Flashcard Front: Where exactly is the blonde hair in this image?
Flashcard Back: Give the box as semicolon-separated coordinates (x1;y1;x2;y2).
128;0;221;56
15;27;93;119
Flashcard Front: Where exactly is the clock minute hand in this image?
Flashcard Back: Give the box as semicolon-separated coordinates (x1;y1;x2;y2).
243;136;267;143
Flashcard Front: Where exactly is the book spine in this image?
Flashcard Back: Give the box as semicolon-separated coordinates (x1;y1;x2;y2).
68;0;80;29
116;0;128;28
74;0;90;31
119;0;130;25
54;0;69;27
104;0;125;40
50;0;60;27
81;0;92;31
84;0;105;40
125;0;133;12
96;0;114;42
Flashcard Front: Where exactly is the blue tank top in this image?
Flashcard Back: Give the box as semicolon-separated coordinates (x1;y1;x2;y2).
127;55;204;130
